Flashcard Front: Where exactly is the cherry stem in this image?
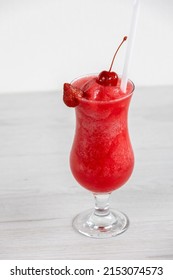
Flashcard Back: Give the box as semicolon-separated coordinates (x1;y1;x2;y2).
109;36;127;72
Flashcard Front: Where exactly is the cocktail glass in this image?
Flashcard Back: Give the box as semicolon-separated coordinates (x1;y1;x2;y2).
70;75;135;238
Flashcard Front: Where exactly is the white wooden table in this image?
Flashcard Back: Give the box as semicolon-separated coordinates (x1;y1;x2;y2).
0;86;173;259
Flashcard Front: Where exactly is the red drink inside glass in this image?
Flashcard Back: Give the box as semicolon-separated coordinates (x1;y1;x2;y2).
70;75;134;193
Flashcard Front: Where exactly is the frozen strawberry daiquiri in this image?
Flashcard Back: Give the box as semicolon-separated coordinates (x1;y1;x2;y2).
63;37;135;238
70;76;134;193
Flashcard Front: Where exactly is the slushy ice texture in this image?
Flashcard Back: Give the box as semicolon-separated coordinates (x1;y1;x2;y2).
69;75;134;193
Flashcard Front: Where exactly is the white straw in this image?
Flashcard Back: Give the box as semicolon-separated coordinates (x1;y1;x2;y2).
120;0;140;92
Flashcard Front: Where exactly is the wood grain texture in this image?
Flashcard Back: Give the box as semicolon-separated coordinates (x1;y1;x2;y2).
0;86;173;260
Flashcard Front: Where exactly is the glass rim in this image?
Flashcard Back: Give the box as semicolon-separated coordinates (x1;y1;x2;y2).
71;73;135;104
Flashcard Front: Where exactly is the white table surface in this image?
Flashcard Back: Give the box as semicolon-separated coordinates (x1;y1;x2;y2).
0;86;173;260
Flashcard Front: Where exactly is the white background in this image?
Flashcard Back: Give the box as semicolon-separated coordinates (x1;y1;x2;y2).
0;0;172;93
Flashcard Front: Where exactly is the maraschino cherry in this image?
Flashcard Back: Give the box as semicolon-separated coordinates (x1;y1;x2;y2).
63;36;127;107
97;36;127;86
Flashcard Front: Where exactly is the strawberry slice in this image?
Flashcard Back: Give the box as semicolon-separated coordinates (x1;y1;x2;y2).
63;83;83;107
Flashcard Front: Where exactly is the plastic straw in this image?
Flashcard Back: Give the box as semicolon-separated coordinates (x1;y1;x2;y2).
120;0;140;92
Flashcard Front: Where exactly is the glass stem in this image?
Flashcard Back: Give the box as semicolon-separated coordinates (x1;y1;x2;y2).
93;193;111;217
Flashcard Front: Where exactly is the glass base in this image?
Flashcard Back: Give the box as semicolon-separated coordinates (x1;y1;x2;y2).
73;208;129;239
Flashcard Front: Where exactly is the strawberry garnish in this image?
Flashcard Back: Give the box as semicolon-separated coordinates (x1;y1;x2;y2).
63;83;83;107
